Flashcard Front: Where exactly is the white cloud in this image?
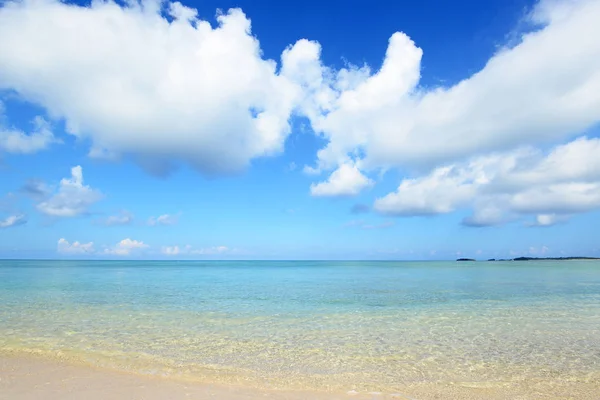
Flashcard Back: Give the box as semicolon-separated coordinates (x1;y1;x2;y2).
283;0;600;198
103;210;134;226
190;245;229;255
0;214;26;228
57;238;94;254
374;165;479;216
104;238;148;256
374;137;600;225
161;244;230;256
58;237;150;256
0;0;301;176
36;166;103;217
310;162;374;197
0;115;57;154
290;0;600;195
1;0;599;225
148;213;179;226
161;245;181;255
528;213;569;227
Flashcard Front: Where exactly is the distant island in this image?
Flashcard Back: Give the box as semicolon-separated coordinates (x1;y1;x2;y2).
457;257;600;262
511;256;600;261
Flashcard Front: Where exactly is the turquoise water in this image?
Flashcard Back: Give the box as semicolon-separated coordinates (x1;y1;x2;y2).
1;260;600;393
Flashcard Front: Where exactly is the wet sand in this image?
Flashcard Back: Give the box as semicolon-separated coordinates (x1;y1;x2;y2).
1;354;599;400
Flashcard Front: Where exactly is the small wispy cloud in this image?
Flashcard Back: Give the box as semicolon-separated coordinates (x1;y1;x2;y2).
160;244;231;256
148;213;179;226
101;210;134;226
0;214;27;228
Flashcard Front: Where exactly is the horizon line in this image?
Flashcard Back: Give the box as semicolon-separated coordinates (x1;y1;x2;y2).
1;257;599;262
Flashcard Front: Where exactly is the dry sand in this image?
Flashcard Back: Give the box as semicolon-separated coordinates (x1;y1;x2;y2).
1;354;599;400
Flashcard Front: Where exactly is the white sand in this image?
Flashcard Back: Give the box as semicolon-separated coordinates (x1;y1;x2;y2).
1;354;599;399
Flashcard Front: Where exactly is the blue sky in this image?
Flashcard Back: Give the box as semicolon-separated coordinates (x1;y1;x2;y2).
1;0;599;260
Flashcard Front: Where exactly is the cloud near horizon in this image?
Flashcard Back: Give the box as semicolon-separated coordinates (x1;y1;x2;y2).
1;0;600;226
57;238;95;254
160;245;230;256
58;237;149;256
103;238;149;256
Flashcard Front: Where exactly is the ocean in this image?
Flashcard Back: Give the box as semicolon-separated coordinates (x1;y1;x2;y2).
1;260;599;395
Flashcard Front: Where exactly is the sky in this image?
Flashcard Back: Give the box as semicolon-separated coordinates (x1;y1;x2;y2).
1;0;600;260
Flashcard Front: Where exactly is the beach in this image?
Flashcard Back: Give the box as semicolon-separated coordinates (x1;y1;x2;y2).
2;354;599;399
1;260;600;399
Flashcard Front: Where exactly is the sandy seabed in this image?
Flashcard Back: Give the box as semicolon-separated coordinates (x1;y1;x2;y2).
1;355;599;400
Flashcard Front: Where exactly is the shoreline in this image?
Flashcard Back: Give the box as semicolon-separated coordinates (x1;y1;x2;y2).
0;353;352;400
2;352;599;400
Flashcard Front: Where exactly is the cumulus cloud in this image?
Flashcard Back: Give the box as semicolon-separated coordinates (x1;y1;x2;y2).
0;214;26;228
1;0;599;225
297;0;600;176
278;0;600;201
104;238;148;256
0;0;301;176
37;166;103;217
374;165;479;216
148;213;179;226
310;162;374;197
57;238;94;254
375;137;600;225
102;210;134;226
0;115;57;154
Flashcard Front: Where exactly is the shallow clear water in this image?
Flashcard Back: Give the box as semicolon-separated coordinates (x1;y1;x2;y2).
1;260;600;393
